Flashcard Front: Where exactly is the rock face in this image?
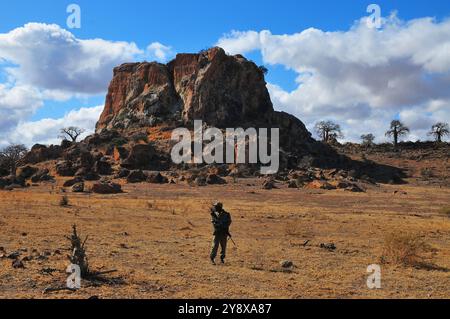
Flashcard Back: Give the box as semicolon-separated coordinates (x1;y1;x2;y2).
97;47;274;130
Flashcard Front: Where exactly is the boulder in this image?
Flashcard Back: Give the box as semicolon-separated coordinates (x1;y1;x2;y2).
262;179;276;190
30;169;53;183
193;176;207;187
91;182;122;194
94;159;112;175
71;182;85;193
23;144;62;164
115;168;130;179
206;174;226;185
17;166;38;180
120;144;156;170
328;180;352;189
127;170;146;183
56;161;75;177
74;167;100;181
63;177;84;187
287;180;298;188
305;180;336;190
146;172;168;184
345;185;365;193
280;260;294;268
320;243;336;251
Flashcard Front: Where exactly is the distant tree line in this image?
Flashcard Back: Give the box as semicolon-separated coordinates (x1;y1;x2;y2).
314;120;449;147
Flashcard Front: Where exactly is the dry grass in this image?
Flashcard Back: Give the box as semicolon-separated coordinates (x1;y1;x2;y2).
59;195;69;207
0;175;449;299
440;207;450;218
381;232;435;267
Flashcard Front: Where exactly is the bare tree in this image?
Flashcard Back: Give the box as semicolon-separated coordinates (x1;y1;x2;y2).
385;120;409;149
59;127;85;142
428;122;449;143
314;121;344;143
0;144;28;176
361;134;375;147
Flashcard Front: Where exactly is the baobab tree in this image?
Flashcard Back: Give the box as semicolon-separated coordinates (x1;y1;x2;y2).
428;122;449;143
314;121;344;143
385;120;410;149
361;134;375;147
59;127;85;142
0;144;28;176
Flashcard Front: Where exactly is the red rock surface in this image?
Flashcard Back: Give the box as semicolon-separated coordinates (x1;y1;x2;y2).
97;47;273;130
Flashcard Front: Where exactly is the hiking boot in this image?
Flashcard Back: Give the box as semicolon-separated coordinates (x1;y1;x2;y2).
210;258;216;265
220;257;225;264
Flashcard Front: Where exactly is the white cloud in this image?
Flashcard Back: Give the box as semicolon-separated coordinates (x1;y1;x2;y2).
0;23;175;147
0;23;143;96
216;31;261;55
146;42;174;62
7;105;104;147
0;84;43;132
217;15;450;142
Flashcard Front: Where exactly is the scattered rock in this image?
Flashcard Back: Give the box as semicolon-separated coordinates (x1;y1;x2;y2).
206;174;226;185
12;259;25;269
262;179;276;190
91;182;122;194
63;177;84;187
115;168;130;179
7;251;21;259
287;180;298;188
320;243;336;251
22;256;33;262
305;180;336;190
193;176;207;187
71;182;85;193
147;172;168;184
127;170;147;183
280;260;294;268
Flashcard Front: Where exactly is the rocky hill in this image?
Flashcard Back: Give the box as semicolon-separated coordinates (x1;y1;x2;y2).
1;48;405;191
96;47;326;164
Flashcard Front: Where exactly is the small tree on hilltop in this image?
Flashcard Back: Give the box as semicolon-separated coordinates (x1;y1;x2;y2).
361;134;375;147
0;144;28;176
258;65;269;75
385;120;409;149
59;127;85;142
314;121;344;144
428;122;449;143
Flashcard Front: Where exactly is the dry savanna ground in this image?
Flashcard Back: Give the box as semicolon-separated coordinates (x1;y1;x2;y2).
0;172;449;299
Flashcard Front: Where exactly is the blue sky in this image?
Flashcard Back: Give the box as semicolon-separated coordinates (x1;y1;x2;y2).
0;0;449;145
